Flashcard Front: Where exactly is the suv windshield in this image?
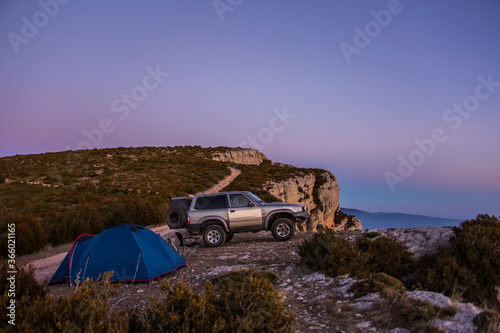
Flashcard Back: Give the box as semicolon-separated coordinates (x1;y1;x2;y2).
246;192;265;204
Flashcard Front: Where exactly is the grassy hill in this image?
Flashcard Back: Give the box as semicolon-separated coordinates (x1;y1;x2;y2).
0;146;319;255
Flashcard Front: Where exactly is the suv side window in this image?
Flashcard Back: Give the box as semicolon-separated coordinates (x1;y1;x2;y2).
194;195;227;210
228;194;252;208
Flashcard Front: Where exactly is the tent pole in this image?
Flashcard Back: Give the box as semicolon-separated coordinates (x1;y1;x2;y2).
81;255;90;284
131;251;142;284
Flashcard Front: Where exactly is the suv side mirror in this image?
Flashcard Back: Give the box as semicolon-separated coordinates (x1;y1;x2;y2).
248;202;255;207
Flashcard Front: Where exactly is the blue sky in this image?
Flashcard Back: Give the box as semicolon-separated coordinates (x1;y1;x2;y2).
1;0;499;219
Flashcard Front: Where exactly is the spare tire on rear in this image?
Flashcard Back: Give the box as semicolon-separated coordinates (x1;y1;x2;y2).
165;207;186;229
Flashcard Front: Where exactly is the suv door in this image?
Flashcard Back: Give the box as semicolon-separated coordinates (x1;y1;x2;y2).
227;193;262;229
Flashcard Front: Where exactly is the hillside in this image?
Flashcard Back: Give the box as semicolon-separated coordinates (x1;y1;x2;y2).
342;208;462;229
0;146;359;256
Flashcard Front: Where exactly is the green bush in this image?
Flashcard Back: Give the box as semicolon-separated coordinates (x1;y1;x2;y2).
131;270;295;332
298;228;360;277
298;229;415;279
209;270;293;332
0;272;129;333
115;194;164;226
134;279;225;333
355;235;416;280
0;261;47;302
48;200;105;246
412;214;500;311
0;213;48;256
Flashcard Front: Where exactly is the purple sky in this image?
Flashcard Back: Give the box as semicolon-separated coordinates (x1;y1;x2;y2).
1;1;499;219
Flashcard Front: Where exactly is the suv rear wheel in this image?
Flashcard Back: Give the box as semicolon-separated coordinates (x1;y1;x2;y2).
203;225;226;247
271;218;294;241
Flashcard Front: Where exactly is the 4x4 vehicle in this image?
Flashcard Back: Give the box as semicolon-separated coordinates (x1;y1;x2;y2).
165;191;309;247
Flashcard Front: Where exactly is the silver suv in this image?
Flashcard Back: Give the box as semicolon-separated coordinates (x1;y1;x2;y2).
165;191;309;247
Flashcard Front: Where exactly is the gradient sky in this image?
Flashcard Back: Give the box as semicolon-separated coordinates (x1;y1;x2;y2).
1;1;499;220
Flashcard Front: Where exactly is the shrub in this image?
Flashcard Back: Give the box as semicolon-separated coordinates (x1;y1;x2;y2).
133;270;295;333
298;229;415;279
355;235;416;280
49;200;105;246
134;279;225;332
0;272;129;333
0;213;48;256
412;248;482;302
209;270;295;332
298;228;360;277
412;214;500;311
116;194;164;226
0;261;47;302
449;214;500;290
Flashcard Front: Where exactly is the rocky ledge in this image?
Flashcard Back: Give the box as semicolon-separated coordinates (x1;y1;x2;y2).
345;226;455;260
211;148;268;165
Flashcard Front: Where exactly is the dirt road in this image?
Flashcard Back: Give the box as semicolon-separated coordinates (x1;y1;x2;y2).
200;167;241;194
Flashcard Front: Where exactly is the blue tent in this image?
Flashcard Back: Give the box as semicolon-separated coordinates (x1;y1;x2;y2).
50;224;186;284
49;233;95;285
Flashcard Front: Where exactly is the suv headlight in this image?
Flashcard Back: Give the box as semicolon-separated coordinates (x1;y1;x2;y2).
292;206;303;212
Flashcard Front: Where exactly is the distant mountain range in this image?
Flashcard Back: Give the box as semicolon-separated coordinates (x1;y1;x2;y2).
341;208;463;230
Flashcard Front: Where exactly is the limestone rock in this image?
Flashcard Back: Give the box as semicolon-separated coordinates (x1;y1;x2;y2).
264;171;359;231
334;209;362;231
363;226;454;259
406;290;482;333
212;148;267;165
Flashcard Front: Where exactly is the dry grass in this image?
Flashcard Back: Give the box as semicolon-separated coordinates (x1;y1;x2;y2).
475;310;500;333
360;292;448;333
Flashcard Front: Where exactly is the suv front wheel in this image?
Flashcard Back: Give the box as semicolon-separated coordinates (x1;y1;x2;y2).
203;225;226;247
271;218;294;241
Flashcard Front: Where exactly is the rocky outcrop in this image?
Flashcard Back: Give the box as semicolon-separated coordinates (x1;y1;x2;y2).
264;172;316;208
376;226;454;259
211;148;361;231
333;209;362;231
264;171;361;231
340;226;454;260
212;149;268;165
